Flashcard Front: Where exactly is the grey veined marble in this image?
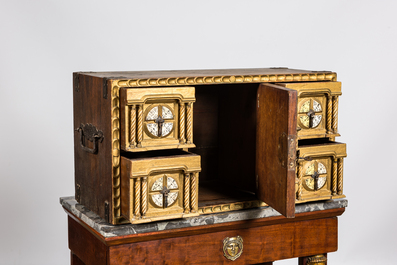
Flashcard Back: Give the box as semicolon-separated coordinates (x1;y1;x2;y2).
60;196;348;239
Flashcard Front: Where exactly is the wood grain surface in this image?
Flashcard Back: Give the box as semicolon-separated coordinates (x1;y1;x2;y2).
71;252;86;265
73;74;113;223
108;217;337;264
256;84;297;218
66;207;343;264
68;216;107;265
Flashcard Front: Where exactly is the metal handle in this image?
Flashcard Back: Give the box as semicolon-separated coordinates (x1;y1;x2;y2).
75;124;104;154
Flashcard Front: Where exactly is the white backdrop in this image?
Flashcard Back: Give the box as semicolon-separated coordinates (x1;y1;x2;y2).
1;1;396;264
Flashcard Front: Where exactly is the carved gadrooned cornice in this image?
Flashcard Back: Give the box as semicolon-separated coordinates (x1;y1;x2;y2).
115;72;337;88
198;200;267;214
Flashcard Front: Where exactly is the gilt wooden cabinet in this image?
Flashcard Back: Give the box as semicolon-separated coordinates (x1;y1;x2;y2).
73;68;346;225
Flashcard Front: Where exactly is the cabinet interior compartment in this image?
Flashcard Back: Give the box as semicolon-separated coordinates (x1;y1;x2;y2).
192;83;260;210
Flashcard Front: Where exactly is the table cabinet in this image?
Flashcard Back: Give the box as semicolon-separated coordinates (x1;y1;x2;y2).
69;68;348;264
73;68;346;225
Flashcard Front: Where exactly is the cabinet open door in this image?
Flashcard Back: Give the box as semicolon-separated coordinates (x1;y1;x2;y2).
256;83;297;218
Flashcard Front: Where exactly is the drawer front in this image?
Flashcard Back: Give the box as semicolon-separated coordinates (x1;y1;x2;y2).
120;87;196;152
121;153;201;224
278;82;342;140
108;217;338;264
296;142;346;203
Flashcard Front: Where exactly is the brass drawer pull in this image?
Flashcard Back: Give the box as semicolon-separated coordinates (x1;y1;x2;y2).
223;236;243;261
75;124;104;154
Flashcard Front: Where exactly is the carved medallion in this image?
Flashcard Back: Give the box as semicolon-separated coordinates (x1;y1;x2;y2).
223;236;243;261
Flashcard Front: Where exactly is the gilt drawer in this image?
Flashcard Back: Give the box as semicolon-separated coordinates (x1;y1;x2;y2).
120;87;196;152
107;217;338;264
275;82;342;140
296;141;347;203
121;150;201;224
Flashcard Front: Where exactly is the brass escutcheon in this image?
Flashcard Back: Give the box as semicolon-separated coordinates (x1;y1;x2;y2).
223;236;243;261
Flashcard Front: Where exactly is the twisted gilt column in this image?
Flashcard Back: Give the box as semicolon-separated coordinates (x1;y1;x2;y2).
297;162;303;200
190;173;198;213
184;173;190;213
141;177;148;217
338;158;344;195
332;158;338;195
179;102;186;144
129;105;136;148
186;103;193;144
332;96;338;133
137;105;143;147
134;178;141;218
327;96;333;134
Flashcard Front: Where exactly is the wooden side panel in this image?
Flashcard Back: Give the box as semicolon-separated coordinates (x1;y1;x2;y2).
68;216;107;265
120;156;131;221
108;217;338;264
73;73;113;223
256;84;297;218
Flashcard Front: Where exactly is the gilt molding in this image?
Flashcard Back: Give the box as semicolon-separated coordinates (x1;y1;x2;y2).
111;85;122;223
198;200;267;214
115;73;336;88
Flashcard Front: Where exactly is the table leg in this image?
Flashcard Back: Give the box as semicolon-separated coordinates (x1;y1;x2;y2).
299;254;327;265
71;252;86;265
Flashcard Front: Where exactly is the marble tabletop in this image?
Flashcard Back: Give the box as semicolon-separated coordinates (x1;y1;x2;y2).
60;196;347;238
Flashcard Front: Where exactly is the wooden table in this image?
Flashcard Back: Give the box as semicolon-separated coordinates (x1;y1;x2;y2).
61;197;346;265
